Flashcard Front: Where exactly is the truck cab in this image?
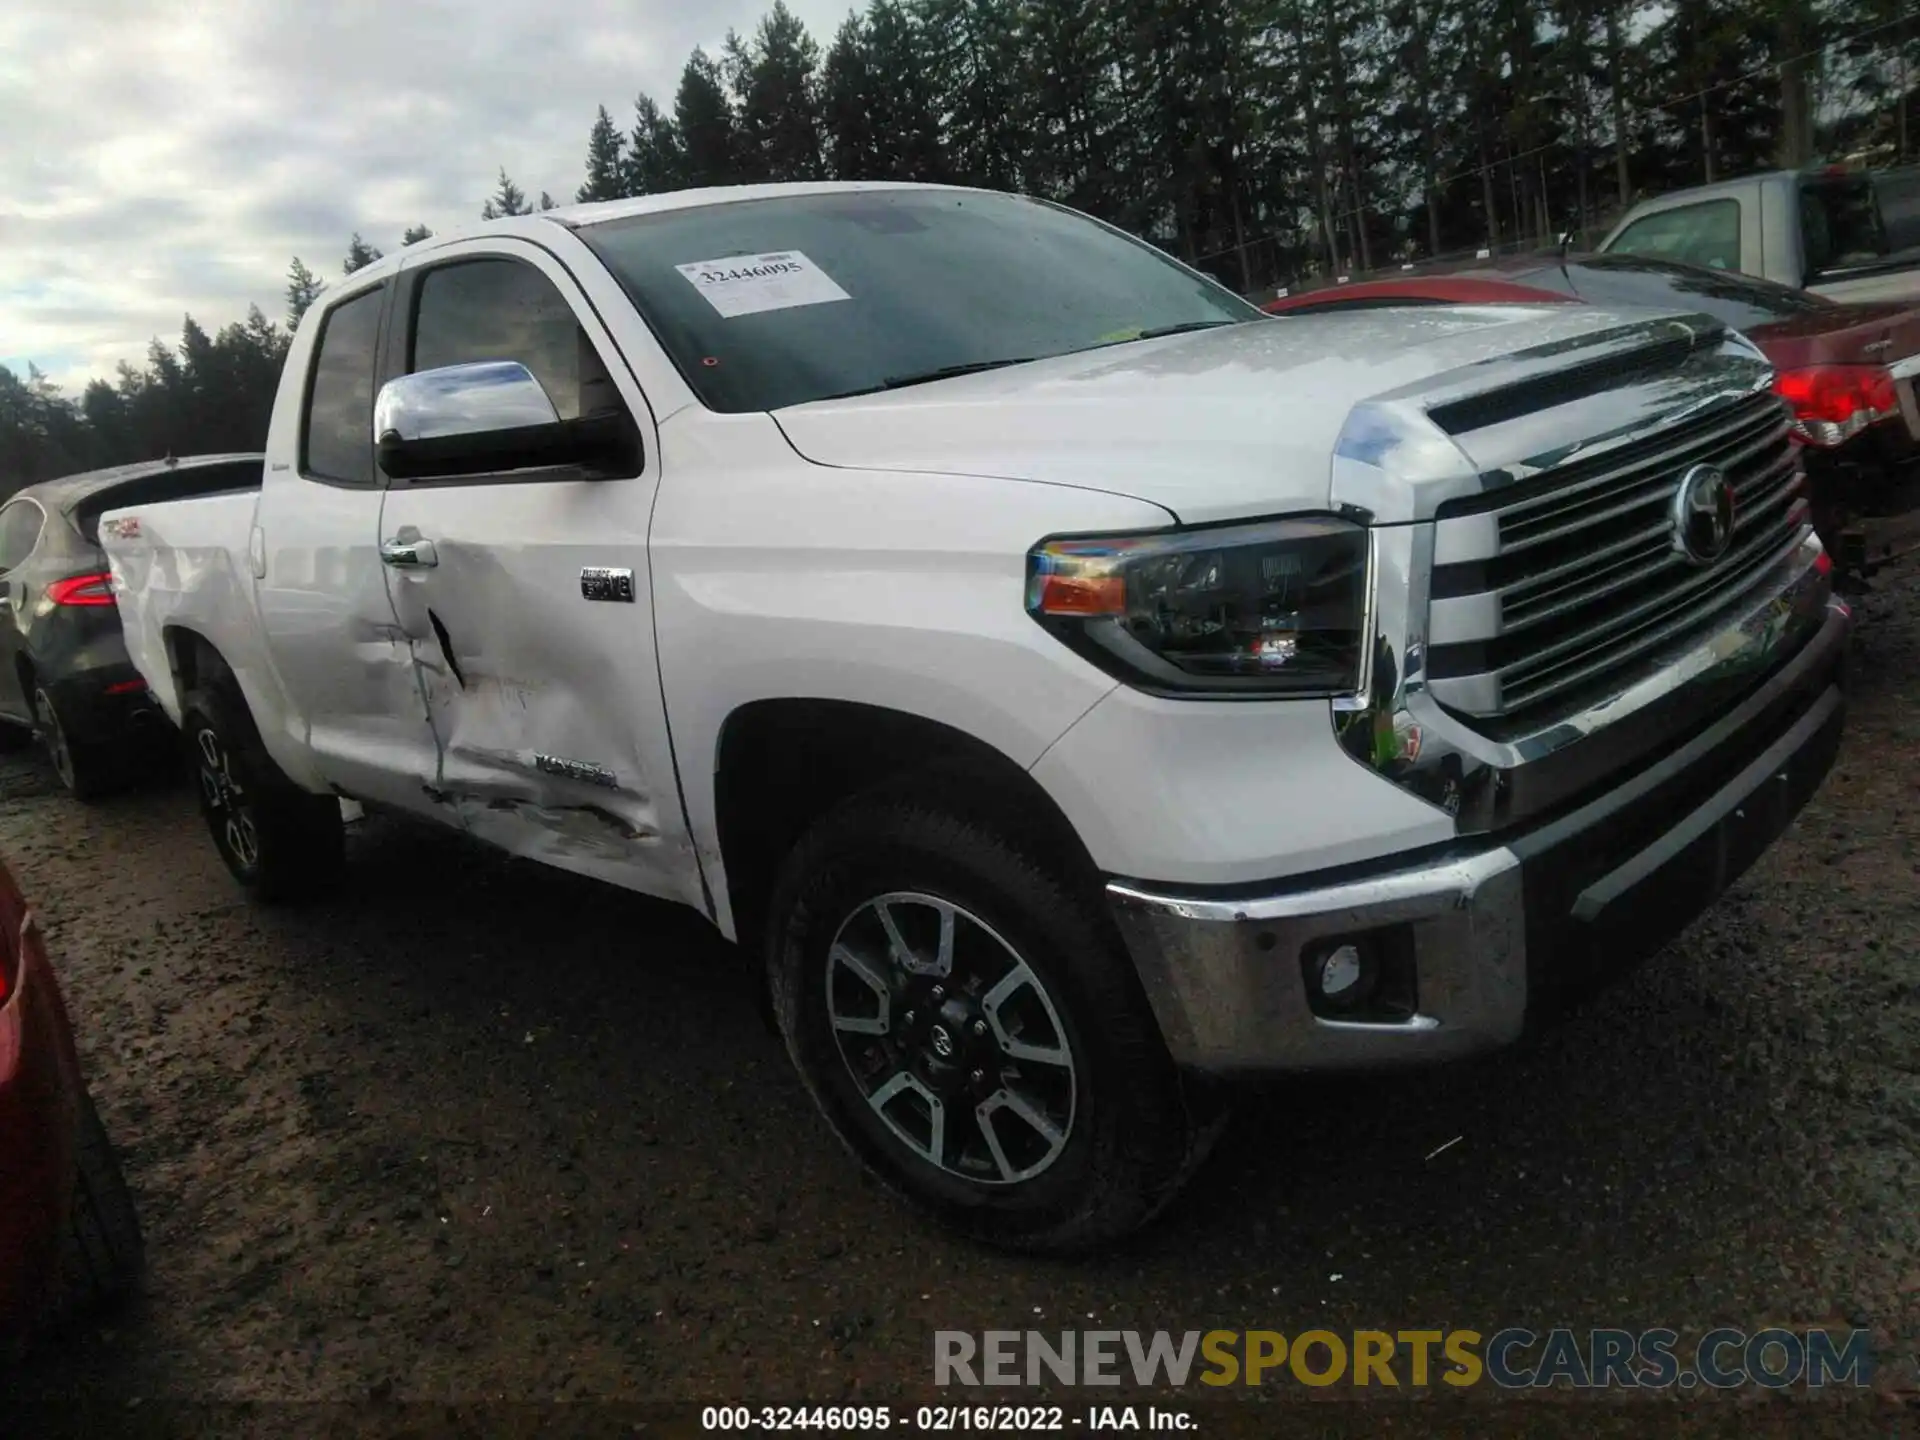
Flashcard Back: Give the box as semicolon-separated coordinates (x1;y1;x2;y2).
101;183;1850;1253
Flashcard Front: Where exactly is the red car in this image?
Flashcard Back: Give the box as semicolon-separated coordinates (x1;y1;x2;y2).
1265;252;1920;585
0;855;141;1354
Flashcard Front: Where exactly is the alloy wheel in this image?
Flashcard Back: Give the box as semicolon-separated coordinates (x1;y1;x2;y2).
196;726;259;871
825;891;1077;1186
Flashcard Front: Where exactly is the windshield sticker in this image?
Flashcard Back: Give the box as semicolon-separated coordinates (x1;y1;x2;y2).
676;251;851;318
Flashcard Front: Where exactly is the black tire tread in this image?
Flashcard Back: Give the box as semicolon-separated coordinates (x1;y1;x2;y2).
182;682;344;902
767;777;1224;1255
48;1090;143;1325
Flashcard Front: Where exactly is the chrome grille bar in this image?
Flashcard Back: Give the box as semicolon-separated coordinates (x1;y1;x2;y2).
1426;393;1809;728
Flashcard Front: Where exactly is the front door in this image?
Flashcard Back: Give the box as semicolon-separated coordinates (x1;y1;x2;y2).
376;239;699;909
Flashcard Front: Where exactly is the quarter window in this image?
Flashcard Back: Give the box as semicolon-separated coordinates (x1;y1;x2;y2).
301;287;386;486
1607;200;1742;273
0;502;44;573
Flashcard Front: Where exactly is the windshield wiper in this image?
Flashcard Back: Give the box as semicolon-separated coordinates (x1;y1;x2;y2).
1131;319;1246;341
871;357;1040;391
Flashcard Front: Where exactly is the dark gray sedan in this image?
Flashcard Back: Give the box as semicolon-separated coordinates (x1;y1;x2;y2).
0;455;262;797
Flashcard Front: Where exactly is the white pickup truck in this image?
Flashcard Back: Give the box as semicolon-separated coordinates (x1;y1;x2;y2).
101;182;1850;1251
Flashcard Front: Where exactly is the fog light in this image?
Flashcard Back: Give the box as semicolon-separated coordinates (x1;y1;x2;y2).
1302;927;1417;1022
1319;943;1364;998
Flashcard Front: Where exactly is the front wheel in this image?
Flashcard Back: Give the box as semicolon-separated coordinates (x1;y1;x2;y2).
181;686;343;902
766;788;1220;1253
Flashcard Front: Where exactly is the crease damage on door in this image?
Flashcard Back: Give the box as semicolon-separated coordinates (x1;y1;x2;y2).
413;654;664;864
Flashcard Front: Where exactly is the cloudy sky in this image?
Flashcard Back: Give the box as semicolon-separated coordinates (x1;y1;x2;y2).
1;0;850;394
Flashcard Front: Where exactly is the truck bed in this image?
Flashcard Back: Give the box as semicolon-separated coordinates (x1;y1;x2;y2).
98;489;262;730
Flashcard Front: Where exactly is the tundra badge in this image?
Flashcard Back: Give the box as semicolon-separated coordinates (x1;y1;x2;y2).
535;754;619;789
580;566;636;603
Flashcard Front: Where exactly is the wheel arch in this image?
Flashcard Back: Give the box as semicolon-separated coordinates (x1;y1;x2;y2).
712;698;1104;952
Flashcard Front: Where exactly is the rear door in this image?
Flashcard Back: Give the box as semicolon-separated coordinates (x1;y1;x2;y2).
375;238;699;908
253;279;443;813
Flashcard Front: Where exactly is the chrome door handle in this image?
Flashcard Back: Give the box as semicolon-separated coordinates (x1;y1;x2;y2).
380;537;438;568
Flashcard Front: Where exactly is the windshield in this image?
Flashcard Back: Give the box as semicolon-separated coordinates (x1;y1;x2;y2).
1551;255;1837;329
576;188;1260;413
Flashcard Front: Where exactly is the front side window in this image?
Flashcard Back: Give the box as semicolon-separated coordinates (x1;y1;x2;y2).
578;189;1261;413
1606;200;1742;274
411;258;619;421
0;502;44;572
302;287;386;485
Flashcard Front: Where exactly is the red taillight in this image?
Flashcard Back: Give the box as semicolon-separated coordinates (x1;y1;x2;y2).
105;679;147;696
44;571;115;607
1773;365;1901;447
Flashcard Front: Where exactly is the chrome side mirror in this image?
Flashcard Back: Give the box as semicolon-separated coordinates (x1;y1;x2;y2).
374;361;640;481
374;361;560;445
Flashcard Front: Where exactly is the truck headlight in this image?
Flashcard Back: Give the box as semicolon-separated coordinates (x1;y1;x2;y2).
1025;515;1370;697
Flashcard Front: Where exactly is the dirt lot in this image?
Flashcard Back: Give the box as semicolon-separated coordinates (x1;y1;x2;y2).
5;563;1919;1433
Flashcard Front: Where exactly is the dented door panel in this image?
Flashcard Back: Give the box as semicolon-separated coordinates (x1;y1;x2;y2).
379;237;700;911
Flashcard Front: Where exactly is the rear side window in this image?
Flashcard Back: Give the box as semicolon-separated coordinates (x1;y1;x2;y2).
74;460;264;544
0;502;42;572
302;287;386;485
410;258;619;422
1608;200;1742;273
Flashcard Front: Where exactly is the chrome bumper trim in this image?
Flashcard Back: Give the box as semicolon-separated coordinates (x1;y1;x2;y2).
1107;849;1527;1073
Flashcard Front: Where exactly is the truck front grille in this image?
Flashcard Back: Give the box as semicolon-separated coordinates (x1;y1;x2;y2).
1424;391;1810;731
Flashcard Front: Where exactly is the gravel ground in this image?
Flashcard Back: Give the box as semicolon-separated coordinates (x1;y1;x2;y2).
4;561;1918;1435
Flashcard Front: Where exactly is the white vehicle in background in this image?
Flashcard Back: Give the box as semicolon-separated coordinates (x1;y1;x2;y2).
100;182;1849;1251
1601;164;1920;304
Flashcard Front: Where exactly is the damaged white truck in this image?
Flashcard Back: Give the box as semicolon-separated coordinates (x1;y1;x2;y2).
100;182;1850;1252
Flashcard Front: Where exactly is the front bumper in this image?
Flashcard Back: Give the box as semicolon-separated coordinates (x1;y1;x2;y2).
1107;597;1850;1074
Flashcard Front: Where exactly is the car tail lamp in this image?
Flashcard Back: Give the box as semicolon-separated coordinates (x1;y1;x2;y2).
1773;365;1900;447
1026;516;1370;695
44;571;116;607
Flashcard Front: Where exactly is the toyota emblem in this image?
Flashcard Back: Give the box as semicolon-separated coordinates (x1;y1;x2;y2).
1671;463;1736;566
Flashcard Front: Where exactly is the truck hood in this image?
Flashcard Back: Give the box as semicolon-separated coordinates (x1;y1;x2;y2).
771;305;1697;523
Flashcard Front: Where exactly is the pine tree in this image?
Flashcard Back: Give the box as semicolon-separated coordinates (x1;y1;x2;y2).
578;104;628;201
864;0;947;180
737;1;826;181
286;257;324;333
627;94;685;194
821;14;880;180
344;233;384;273
676;49;742;187
402;223;435;245
538;191;556;210
481;167;533;218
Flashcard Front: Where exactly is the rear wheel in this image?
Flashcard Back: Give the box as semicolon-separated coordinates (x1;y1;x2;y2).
33;687;114;801
766;784;1221;1253
48;1089;143;1326
182;685;343;901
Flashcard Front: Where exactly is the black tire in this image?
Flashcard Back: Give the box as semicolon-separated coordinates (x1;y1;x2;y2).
0;718;33;754
182;684;343;902
766;783;1221;1254
33;687;115;801
48;1089;143;1325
